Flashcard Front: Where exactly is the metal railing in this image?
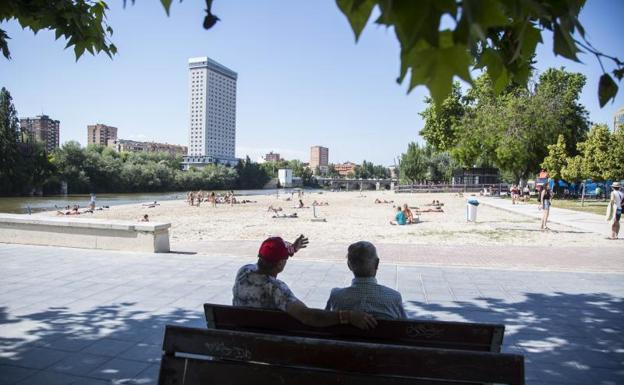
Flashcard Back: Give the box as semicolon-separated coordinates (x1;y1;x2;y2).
395;183;509;194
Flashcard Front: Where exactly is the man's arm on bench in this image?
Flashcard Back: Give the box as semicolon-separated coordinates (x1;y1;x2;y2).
287;301;377;330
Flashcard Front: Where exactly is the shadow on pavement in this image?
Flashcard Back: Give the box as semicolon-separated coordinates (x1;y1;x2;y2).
0;304;204;384
1;292;622;385
407;292;624;385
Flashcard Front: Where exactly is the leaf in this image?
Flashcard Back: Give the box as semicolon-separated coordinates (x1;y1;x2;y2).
401;31;472;104
553;23;581;61
161;0;173;16
477;48;508;94
613;68;624;81
598;74;618;107
336;0;375;41
0;29;10;59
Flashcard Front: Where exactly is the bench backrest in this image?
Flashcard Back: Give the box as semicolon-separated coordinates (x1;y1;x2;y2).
158;325;524;385
204;303;505;352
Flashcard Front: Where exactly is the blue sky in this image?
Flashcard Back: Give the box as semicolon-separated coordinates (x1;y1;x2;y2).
1;0;623;165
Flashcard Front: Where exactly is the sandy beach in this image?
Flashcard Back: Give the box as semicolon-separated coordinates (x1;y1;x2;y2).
37;191;617;247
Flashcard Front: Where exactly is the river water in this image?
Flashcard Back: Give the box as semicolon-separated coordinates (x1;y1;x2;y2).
0;189;314;214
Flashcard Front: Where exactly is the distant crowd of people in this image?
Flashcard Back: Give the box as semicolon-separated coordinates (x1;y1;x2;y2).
186;190;255;207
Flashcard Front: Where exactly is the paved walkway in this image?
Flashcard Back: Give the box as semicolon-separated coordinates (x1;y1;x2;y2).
177;240;624;273
0;243;623;385
479;197;608;235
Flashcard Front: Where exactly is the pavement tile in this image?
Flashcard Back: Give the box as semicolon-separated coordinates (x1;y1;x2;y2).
88;358;150;381
0;347;69;370
0;365;37;385
81;339;135;358
14;370;83;385
1;243;623;384
48;352;111;376
118;343;161;364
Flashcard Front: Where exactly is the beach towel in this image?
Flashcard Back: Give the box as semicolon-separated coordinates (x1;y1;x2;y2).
605;202;614;223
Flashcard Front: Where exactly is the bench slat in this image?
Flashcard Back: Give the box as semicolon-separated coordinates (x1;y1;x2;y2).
204;303;505;352
163;325;524;385
159;355;468;385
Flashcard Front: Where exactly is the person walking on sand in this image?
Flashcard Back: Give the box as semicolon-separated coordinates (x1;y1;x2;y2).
606;182;623;240
540;183;552;230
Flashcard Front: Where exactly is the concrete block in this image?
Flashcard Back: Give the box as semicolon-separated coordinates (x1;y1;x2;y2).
0;214;170;253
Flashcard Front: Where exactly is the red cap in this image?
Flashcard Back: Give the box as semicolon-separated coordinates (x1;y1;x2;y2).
258;237;291;263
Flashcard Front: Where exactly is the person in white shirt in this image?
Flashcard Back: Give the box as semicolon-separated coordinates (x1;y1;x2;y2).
606;182;623;240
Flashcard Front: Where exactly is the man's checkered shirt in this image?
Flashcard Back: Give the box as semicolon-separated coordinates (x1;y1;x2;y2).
325;277;406;320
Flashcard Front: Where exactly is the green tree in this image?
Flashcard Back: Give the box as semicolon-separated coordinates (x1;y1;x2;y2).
2;1;621;106
561;155;584;183
577;124;612;180
420;69;590;182
541;135;569;181
327;164;340;178
605;130;624;181
0;87;21;195
235;156;270;189
399;142;427;184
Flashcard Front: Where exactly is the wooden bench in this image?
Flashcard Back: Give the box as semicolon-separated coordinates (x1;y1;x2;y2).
158;325;525;385
204;303;505;352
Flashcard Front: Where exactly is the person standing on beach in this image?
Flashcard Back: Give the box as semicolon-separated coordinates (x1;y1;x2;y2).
232;236;377;330
540;183;552;230
606;182;623;239
326;241;406;320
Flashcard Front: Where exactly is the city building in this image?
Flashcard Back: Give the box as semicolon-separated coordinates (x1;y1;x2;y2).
334;161;357;177
614;106;624;132
265;151;281;162
182;56;238;170
278;168;293;188
19;115;60;152
310;146;328;174
109;139;187;156
388;165;399;179
87;124;118;146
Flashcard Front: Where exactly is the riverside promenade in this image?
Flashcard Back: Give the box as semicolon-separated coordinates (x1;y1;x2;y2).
479;197;608;236
1;243;623;385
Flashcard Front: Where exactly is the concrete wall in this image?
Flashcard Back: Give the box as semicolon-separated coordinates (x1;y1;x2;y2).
0;214;170;253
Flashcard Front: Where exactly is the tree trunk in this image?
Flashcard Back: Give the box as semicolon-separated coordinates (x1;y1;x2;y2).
581;182;585;207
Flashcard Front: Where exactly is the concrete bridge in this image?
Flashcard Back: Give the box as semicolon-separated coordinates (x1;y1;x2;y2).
314;177;398;191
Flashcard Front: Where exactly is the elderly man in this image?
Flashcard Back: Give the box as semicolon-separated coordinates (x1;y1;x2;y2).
233;235;377;329
326;241;406;320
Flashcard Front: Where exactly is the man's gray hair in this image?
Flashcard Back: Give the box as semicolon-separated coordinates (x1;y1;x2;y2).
347;241;378;277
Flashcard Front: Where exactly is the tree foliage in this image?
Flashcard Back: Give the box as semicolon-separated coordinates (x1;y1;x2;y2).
399;142;428;183
337;0;623;107
420;68;590;182
353;160;389;179
0;87;21;194
559;124;624;183
541;135;568;180
1;1;621;106
235;156;270;189
0;0;116;60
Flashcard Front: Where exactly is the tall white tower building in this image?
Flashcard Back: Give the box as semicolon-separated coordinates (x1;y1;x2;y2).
183;57;238;169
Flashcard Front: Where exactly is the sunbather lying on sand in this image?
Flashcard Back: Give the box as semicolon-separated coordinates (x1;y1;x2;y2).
267;205;283;214
273;213;298;218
